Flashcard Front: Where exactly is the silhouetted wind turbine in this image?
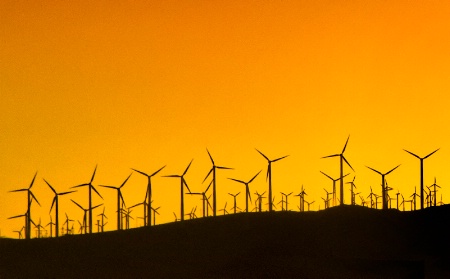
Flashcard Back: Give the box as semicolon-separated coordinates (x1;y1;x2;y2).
8;211;28;238
256;149;288;212
228;170;260;213
99;173;132;230
44;179;76;237
219;202;228;215
63;213;74;235
14;226;24;239
151;206;160;225
71;199;103;234
320;172;349;207
280;192;293;211
203;149;233;217
228;192;241;214
97;207;108;232
346;176;357;205
322;136;354;205
366;165;400;210
131;165;165;226
254;191;266;212
410;186;420;211
46;216;55;238
429;177;441;207
9;172;40;239
403;148;439;210
71;166;103;234
164;160;193;221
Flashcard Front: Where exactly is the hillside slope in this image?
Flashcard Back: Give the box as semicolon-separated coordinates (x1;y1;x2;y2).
1;205;450;278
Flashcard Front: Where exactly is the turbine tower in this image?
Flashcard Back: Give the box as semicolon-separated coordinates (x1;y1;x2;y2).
131;165;165;226
256;149;288;212
403;148;439;210
322;136;354;206
228;170;261;213
203;149;232;217
99;173;132;230
71;166;103;234
44;179;76;237
164;160;193;221
366;165;400;210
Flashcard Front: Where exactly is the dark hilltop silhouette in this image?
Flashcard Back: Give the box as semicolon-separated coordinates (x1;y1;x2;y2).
1;205;450;278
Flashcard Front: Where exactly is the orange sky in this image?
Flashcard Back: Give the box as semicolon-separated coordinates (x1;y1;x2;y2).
2;0;450;238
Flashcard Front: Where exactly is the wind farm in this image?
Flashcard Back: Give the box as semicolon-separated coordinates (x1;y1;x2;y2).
3;0;450;277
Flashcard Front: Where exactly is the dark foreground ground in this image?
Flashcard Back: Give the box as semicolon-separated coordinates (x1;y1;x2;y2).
1;205;450;278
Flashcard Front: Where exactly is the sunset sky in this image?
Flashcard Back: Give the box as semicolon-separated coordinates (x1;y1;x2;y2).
2;1;450;238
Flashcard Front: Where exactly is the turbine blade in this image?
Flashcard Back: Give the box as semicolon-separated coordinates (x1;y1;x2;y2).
366;166;382;175
131;168;149;177
403;149;420;159
183;178;192;193
249;170;261;183
424;148;440;159
255;149;269;161
342;135;350;153
98;185;119;190
322;154;340;159
386;164;401;175
71;183;89;189
9;188;28;193
59;190;76;196
71;199;85;210
120;173;133;188
50;197;56;213
43;179;56;194
151;165;166;177
92;185;103;199
30;191;41;206
206;148;215;165
183;159;193;176
217;166;233;170
342;156;354;171
228;178;245;184
90;165;98;183
272;155;289;162
205;179;213;192
164;175;181;178
92;203;103;210
28;172;38;189
202;168;213;183
320;171;333;181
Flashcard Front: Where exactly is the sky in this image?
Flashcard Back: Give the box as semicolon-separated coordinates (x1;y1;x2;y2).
2;0;450;238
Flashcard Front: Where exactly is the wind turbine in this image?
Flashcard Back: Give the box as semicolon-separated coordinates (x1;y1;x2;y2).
151;206;160;225
9;172;40;239
429;177;441;207
44;179;76;237
410;186;420;211
8;211;28;238
280;192;293;211
403;148;439;210
13;227;25;239
322;136;354;205
228;192;241;214
164;160;193;221
346;176;357;205
71;166;103;234
46;216;56;238
219;202;228;215
366;165;400;210
98;173;132;230
131;165;165;226
254;191;266;212
203;149;233;217
256;149;288;212
71;199;103;234
320;171;350;207
228;170;261;213
63;213;74;235
97;207;108;232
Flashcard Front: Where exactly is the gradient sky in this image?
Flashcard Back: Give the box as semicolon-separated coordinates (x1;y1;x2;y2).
2;0;450;238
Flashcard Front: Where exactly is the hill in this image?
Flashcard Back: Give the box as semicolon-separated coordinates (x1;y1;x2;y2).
1;205;450;278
